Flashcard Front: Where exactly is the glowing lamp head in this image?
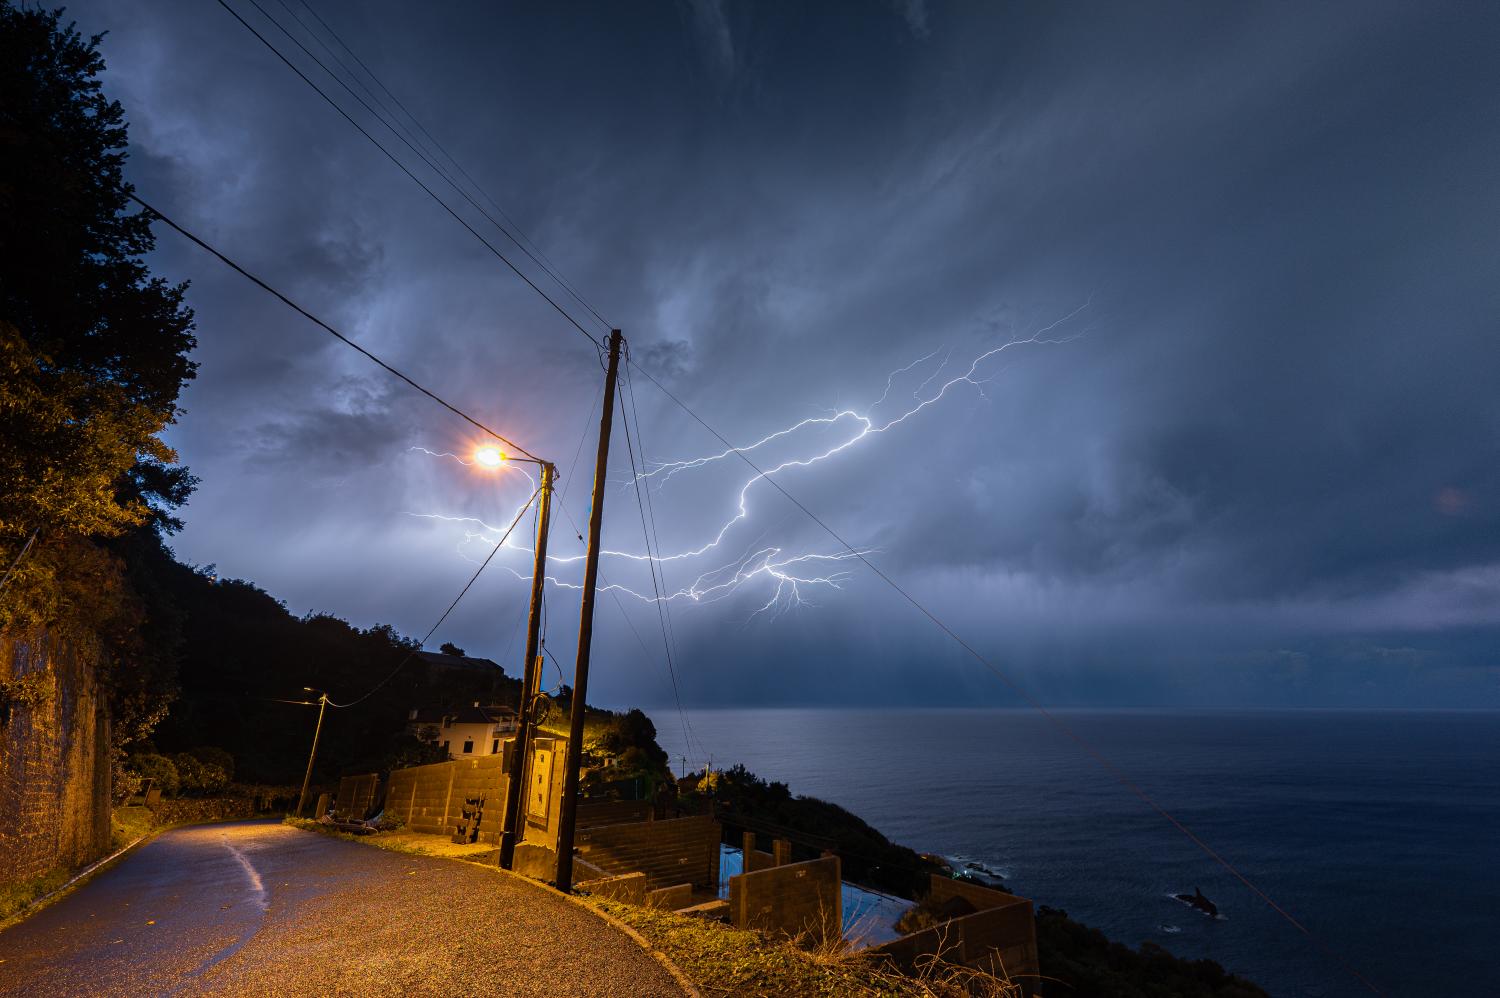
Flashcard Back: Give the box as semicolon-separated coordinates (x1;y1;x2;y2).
474;446;507;468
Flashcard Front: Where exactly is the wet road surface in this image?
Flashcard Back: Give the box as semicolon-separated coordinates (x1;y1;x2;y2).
0;820;684;997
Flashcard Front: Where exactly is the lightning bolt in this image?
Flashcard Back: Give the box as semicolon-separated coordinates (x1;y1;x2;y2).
408;305;1086;614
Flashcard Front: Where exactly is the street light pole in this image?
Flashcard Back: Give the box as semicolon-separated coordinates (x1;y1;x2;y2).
295;687;329;817
555;328;622;893
499;460;555;869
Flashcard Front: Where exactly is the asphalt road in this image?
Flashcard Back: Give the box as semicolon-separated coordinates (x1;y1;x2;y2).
0;820;686;997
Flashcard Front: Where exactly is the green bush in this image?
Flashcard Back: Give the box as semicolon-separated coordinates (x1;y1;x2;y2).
187;746;234;781
129;753;179;797
171;752;229;795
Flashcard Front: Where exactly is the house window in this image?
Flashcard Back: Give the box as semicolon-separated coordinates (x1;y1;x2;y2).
492;739;499;754
443;717;453;728
462;740;474;754
441;740;450;753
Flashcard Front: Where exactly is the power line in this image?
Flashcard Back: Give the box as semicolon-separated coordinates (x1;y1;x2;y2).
186;5;1372;984
284;0;613;332
214;0;603;350
131;193;543;464
327;484;540;709
624;356;1384;996
616;353;697;762
619;352;705;763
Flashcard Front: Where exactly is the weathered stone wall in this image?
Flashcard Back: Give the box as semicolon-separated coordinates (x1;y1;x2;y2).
0;630;112;891
146;796;271;827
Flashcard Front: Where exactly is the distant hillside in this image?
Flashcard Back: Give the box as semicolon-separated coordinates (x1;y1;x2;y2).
135;542;516;783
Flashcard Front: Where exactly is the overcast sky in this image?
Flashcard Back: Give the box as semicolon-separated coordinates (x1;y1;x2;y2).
73;0;1499;710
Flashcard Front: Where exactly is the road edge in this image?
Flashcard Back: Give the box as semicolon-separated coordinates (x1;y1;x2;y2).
282;821;699;998
495;865;703;998
0;827;161;933
0;815;291;934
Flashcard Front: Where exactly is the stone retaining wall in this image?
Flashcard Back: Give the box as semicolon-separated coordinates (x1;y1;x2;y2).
0;631;111;891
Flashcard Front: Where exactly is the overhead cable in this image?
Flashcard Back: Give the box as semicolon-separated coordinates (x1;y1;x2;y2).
327;484;540;709
283;0;613;332
215;0;602;350
624;356;1384;996
131;193;542;463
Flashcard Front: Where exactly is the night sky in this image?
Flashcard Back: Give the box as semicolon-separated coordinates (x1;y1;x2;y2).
75;1;1499;708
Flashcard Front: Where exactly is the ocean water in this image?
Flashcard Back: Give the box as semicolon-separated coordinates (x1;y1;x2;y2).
651;708;1500;997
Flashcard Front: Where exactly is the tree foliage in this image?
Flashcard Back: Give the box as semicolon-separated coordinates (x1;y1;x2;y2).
0;3;197;768
1035;906;1268;998
686;763;949;897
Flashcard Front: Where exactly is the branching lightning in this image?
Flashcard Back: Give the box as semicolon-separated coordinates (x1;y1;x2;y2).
407;306;1086;616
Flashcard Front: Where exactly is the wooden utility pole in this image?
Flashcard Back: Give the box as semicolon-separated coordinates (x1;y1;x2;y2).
555;328;622;893
295;689;329;817
499;462;556;868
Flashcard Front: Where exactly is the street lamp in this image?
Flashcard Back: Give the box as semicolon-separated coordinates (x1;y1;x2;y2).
295;687;329;818
474;445;507;468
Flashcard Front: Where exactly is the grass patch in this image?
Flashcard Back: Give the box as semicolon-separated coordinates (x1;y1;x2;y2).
111;804;156;849
280;817;497;861
0;867;71;923
582;899;931;998
2;806;162;925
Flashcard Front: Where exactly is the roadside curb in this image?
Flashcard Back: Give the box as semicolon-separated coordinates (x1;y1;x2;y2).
495;865;703;998
1;813;285;933
0;826;159;932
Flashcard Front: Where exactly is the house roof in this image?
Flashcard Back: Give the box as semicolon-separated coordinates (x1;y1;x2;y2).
408;703;517;727
414;649;504;674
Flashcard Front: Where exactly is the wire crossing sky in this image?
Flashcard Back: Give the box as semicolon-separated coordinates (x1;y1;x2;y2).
83;0;1500;709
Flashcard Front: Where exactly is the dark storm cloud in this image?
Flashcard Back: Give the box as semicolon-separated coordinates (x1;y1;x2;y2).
71;0;1500;708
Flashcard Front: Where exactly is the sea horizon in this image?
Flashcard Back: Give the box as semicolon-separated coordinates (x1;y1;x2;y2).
652;705;1500;997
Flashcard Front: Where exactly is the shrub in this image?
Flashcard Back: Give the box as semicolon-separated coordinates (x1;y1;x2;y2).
187;746;235;781
172;752;229;795
129;753;179;797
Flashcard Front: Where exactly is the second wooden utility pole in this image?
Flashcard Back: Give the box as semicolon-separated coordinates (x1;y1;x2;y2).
295;688;329;817
498;461;555;870
554;328;622;893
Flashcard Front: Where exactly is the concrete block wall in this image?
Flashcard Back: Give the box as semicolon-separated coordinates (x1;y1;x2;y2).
870;875;1040;996
385;760;457;835
728;855;842;944
574;814;720;890
646;883;694;910
449;751;510;843
741;831;777;873
334;773;379;819
0;631;112;891
577;799;651;829
384;747;513;841
577;871;647;904
928;877;1038;979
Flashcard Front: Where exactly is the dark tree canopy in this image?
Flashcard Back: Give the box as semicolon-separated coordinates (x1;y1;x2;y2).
0;3;197;550
0;4;198;769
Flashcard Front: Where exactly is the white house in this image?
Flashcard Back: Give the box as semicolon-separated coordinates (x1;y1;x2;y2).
407;703;518;760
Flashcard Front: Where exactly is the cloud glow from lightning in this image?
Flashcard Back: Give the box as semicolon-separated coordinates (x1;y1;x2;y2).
407;306;1085;616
